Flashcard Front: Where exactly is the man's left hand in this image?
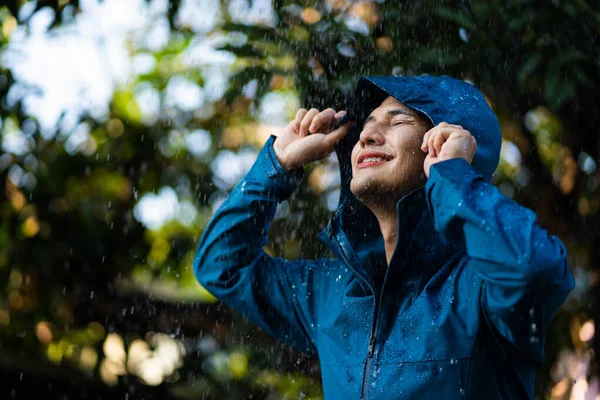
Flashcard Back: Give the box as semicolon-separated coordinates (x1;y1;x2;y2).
421;122;477;178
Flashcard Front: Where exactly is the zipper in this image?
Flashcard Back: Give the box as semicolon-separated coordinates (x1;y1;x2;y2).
361;300;379;399
318;225;381;400
360;226;401;399
361;277;389;399
319;194;419;399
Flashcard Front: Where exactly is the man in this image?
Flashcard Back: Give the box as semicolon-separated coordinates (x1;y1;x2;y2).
194;75;574;399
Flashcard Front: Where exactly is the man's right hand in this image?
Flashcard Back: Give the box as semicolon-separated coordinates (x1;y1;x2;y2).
273;108;354;172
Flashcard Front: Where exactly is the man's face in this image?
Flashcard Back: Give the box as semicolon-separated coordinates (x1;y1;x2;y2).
350;96;432;205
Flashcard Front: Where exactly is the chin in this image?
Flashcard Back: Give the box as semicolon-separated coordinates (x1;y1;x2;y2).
350;176;392;203
350;173;424;206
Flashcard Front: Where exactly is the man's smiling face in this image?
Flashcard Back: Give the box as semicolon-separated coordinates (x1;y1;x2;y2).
350;96;433;206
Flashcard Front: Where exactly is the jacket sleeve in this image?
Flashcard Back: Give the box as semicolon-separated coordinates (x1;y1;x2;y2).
425;158;575;362
193;135;323;355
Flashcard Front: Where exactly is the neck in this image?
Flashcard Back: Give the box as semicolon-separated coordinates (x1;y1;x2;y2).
367;201;399;265
361;184;427;265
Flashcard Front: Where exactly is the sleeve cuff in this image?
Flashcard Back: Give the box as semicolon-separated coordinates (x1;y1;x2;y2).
426;158;481;189
249;135;304;201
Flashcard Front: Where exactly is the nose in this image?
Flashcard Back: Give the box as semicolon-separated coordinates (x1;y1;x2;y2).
358;125;384;147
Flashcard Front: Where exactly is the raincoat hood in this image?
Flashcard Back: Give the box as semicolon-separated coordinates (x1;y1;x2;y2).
340;75;501;181
326;75;502;271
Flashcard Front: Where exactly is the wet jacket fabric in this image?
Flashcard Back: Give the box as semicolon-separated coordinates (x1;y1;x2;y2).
194;75;574;399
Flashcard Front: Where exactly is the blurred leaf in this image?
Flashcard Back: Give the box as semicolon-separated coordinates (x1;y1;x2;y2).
517;53;543;82
112;90;143;124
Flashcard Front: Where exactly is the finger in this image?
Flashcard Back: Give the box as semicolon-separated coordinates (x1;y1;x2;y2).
309;108;336;134
421;127;435;152
428;126;458;156
428;129;438;158
422;124;443;152
294;108;308;122
433;129;451;157
299;108;320;137
305;123;354;163
444;123;463;130
325;121;354;147
335;110;346;119
291;108;308;134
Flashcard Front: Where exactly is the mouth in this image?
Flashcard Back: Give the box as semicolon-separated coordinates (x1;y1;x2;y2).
356;152;393;169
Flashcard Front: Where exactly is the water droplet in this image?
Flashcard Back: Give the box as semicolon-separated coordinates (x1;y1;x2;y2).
450;358;457;364
459;28;469;43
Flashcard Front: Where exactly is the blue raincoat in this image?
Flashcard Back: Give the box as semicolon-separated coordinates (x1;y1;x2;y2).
194;75;574;399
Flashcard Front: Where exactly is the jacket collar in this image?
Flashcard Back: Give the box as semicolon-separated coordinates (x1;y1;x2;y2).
319;185;458;292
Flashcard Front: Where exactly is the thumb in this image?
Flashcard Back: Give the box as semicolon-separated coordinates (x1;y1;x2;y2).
325;122;354;146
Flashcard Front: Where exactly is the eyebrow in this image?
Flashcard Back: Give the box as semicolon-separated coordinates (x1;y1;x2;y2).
363;108;416;125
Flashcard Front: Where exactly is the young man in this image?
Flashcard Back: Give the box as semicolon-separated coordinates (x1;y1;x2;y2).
194;75;574;399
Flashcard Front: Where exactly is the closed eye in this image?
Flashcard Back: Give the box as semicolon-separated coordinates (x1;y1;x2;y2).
390;116;417;127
